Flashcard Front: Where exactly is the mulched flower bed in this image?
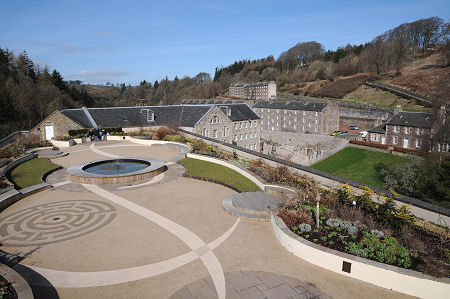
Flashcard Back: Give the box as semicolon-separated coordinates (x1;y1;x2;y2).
0;274;17;299
278;201;450;277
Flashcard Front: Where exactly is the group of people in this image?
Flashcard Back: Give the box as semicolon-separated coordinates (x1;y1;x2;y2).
86;128;109;141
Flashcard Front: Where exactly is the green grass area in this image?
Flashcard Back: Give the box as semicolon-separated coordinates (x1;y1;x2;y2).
10;158;60;189
181;158;261;192
312;147;410;188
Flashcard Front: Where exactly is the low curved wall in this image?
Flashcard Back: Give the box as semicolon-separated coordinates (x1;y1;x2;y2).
186;153;265;191
51;139;74;147
0;263;33;299
271;213;450;299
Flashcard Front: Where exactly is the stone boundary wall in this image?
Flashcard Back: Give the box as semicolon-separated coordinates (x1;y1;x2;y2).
348;143;418;158
365;82;439;107
271;213;450;299
178;129;450;224
185;153;265;191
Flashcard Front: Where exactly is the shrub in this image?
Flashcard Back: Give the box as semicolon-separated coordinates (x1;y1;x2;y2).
347;232;417;268
68;129;90;136
326;218;341;228
371;230;385;238
299;223;312;233
155;127;173;140
53;135;72;141
163;135;186;143
278;208;314;228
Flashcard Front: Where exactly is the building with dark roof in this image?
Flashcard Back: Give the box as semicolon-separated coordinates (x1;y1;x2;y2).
32;103;261;150
229;82;277;100
252;100;339;135
366;106;448;151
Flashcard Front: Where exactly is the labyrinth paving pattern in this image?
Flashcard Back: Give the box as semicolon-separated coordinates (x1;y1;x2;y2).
0;200;116;246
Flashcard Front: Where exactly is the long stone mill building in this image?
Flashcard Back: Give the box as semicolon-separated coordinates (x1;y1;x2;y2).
252;101;339;135
229;82;277;100
32;103;261;150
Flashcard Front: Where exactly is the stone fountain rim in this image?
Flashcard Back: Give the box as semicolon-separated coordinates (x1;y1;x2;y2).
66;157;165;179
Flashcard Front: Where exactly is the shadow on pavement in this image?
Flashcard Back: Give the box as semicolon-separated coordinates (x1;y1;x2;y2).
13;264;60;299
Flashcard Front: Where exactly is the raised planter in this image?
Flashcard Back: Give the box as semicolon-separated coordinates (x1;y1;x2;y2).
106;135;128;141
73;137;89;144
271;213;450;299
51;139;74;148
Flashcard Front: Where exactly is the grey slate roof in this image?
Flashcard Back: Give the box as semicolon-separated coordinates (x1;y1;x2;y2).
60;103;258;129
387;112;435;128
61;109;94;128
252;101;327;112
368;124;386;134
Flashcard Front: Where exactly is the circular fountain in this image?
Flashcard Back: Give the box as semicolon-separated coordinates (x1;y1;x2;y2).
67;157;165;184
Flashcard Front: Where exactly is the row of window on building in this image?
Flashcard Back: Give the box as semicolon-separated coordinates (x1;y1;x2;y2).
392;126;422;135
370;134;421;148
243;144;258;150
234;132;258;141
234;120;258;129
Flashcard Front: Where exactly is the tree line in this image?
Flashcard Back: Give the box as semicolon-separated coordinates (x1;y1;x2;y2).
213;17;448;84
0;48;95;138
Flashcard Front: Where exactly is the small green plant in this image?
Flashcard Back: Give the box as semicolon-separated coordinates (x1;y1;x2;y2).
305;234;310;239
328;232;337;238
292;226;298;231
321;236;327;241
328;241;334;246
313;239;318;243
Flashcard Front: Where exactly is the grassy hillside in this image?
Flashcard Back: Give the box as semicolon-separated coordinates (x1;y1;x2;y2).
312;147;410;188
343;85;431;112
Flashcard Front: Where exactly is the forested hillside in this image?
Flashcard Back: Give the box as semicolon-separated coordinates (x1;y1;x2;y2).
0;48;94;137
0;17;448;138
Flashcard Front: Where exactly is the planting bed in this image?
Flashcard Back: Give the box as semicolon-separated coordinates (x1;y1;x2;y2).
277;185;450;278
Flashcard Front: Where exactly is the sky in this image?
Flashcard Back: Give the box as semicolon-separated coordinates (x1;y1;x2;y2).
1;0;449;85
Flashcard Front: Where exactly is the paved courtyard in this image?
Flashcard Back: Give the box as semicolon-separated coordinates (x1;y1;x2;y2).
0;141;414;298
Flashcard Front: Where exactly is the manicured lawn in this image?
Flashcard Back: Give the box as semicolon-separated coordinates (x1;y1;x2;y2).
312;147;410;188
181;158;261;192
11;158;60;189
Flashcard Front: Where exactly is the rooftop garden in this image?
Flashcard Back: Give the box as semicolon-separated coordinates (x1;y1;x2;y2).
180;157;260;192
10;158;59;189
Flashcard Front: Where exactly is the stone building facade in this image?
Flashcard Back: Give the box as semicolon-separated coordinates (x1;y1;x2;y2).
229;82;277;100
195;105;260;151
368;106;447;151
31;110;84;140
253;101;339;135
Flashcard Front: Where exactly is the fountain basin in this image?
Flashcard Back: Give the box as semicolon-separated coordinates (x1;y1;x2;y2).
67;157;165;184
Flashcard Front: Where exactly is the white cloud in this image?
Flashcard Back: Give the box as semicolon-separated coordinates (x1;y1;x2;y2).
73;68;127;78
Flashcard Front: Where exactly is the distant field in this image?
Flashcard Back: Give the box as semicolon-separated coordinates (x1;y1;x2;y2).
312;147;410;188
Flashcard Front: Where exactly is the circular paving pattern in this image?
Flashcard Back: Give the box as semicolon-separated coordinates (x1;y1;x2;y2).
0;200;116;246
169;270;331;299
